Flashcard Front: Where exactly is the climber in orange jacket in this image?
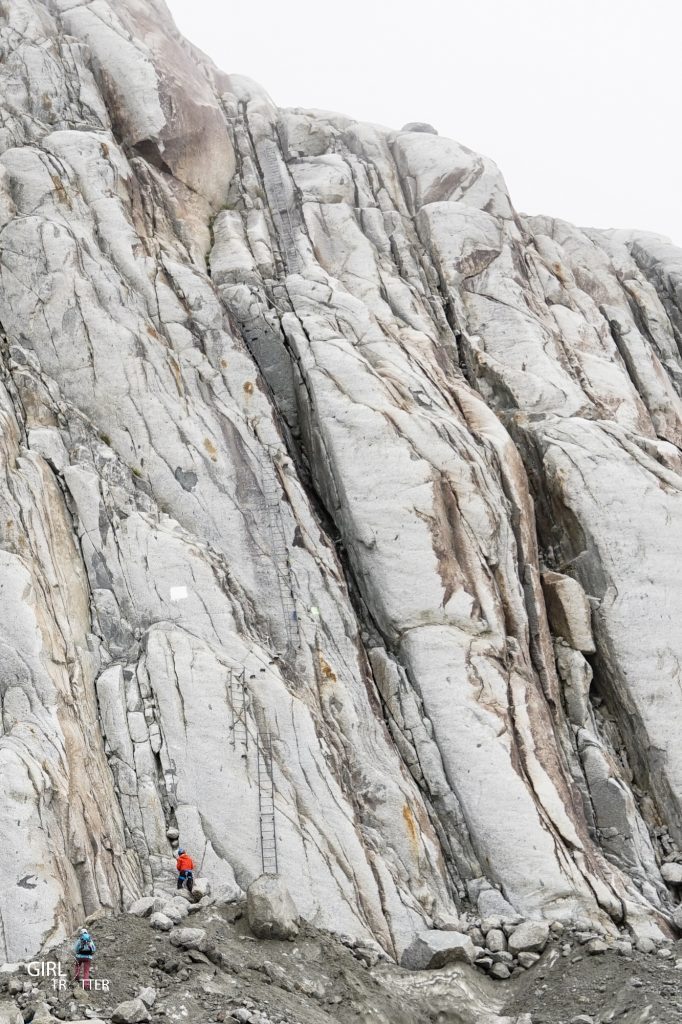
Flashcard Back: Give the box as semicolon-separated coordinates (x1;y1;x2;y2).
176;848;195;893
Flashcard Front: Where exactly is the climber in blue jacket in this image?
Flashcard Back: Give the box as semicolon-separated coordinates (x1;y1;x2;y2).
73;928;96;988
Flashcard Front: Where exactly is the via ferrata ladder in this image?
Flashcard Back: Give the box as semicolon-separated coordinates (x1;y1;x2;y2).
257;733;278;875
228;667;249;759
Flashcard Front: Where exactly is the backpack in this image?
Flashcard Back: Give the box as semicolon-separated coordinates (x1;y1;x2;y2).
79;938;94;955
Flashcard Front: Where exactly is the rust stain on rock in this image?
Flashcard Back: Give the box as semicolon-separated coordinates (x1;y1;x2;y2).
318;655;337;683
203;438;218;461
402;803;419;854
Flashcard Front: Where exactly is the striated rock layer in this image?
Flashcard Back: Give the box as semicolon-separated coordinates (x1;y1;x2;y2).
0;0;680;961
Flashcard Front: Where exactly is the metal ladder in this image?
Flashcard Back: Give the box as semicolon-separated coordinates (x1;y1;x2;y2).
257;467;301;656
257;733;279;875
259;140;300;274
228;667;249;759
164;757;178;811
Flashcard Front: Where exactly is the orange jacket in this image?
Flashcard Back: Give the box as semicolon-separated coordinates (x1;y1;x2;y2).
176;853;194;873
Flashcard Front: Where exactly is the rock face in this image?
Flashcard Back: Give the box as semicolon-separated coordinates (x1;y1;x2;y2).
0;0;681;965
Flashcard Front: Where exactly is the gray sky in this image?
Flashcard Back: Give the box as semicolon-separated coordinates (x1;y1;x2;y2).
168;0;681;243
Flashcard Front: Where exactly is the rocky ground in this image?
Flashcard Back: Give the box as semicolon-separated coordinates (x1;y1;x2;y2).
505;941;682;1023
2;891;682;1024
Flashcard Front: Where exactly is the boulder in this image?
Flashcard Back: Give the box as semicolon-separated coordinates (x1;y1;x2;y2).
138;988;156;1008
212;882;244;905
149;912;173;932
191;877;211;901
401;122;438;135
111;1000;150;1024
30;1005;55;1024
508;921;550;956
476;889;521;924
585;938;608;955
661;862;682;885
432;910;464;932
489;962;511;980
128;897;155;918
160;905;184;925
246;875;299;940
401;930;476;970
169;927;209;952
485;928;507;953
480;916;502;934
166;828;179;841
541;571;595;653
673;905;682;932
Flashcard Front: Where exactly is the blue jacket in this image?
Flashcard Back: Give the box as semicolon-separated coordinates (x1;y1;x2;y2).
74;935;96;960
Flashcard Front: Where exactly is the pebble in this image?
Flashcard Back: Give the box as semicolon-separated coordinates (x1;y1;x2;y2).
585;938;608;955
517;951;541;969
489;963;511;980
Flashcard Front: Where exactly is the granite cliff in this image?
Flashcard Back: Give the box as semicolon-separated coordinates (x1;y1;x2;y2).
1;0;681;969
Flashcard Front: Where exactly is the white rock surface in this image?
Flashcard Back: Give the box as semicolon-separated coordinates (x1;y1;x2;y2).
0;0;679;965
